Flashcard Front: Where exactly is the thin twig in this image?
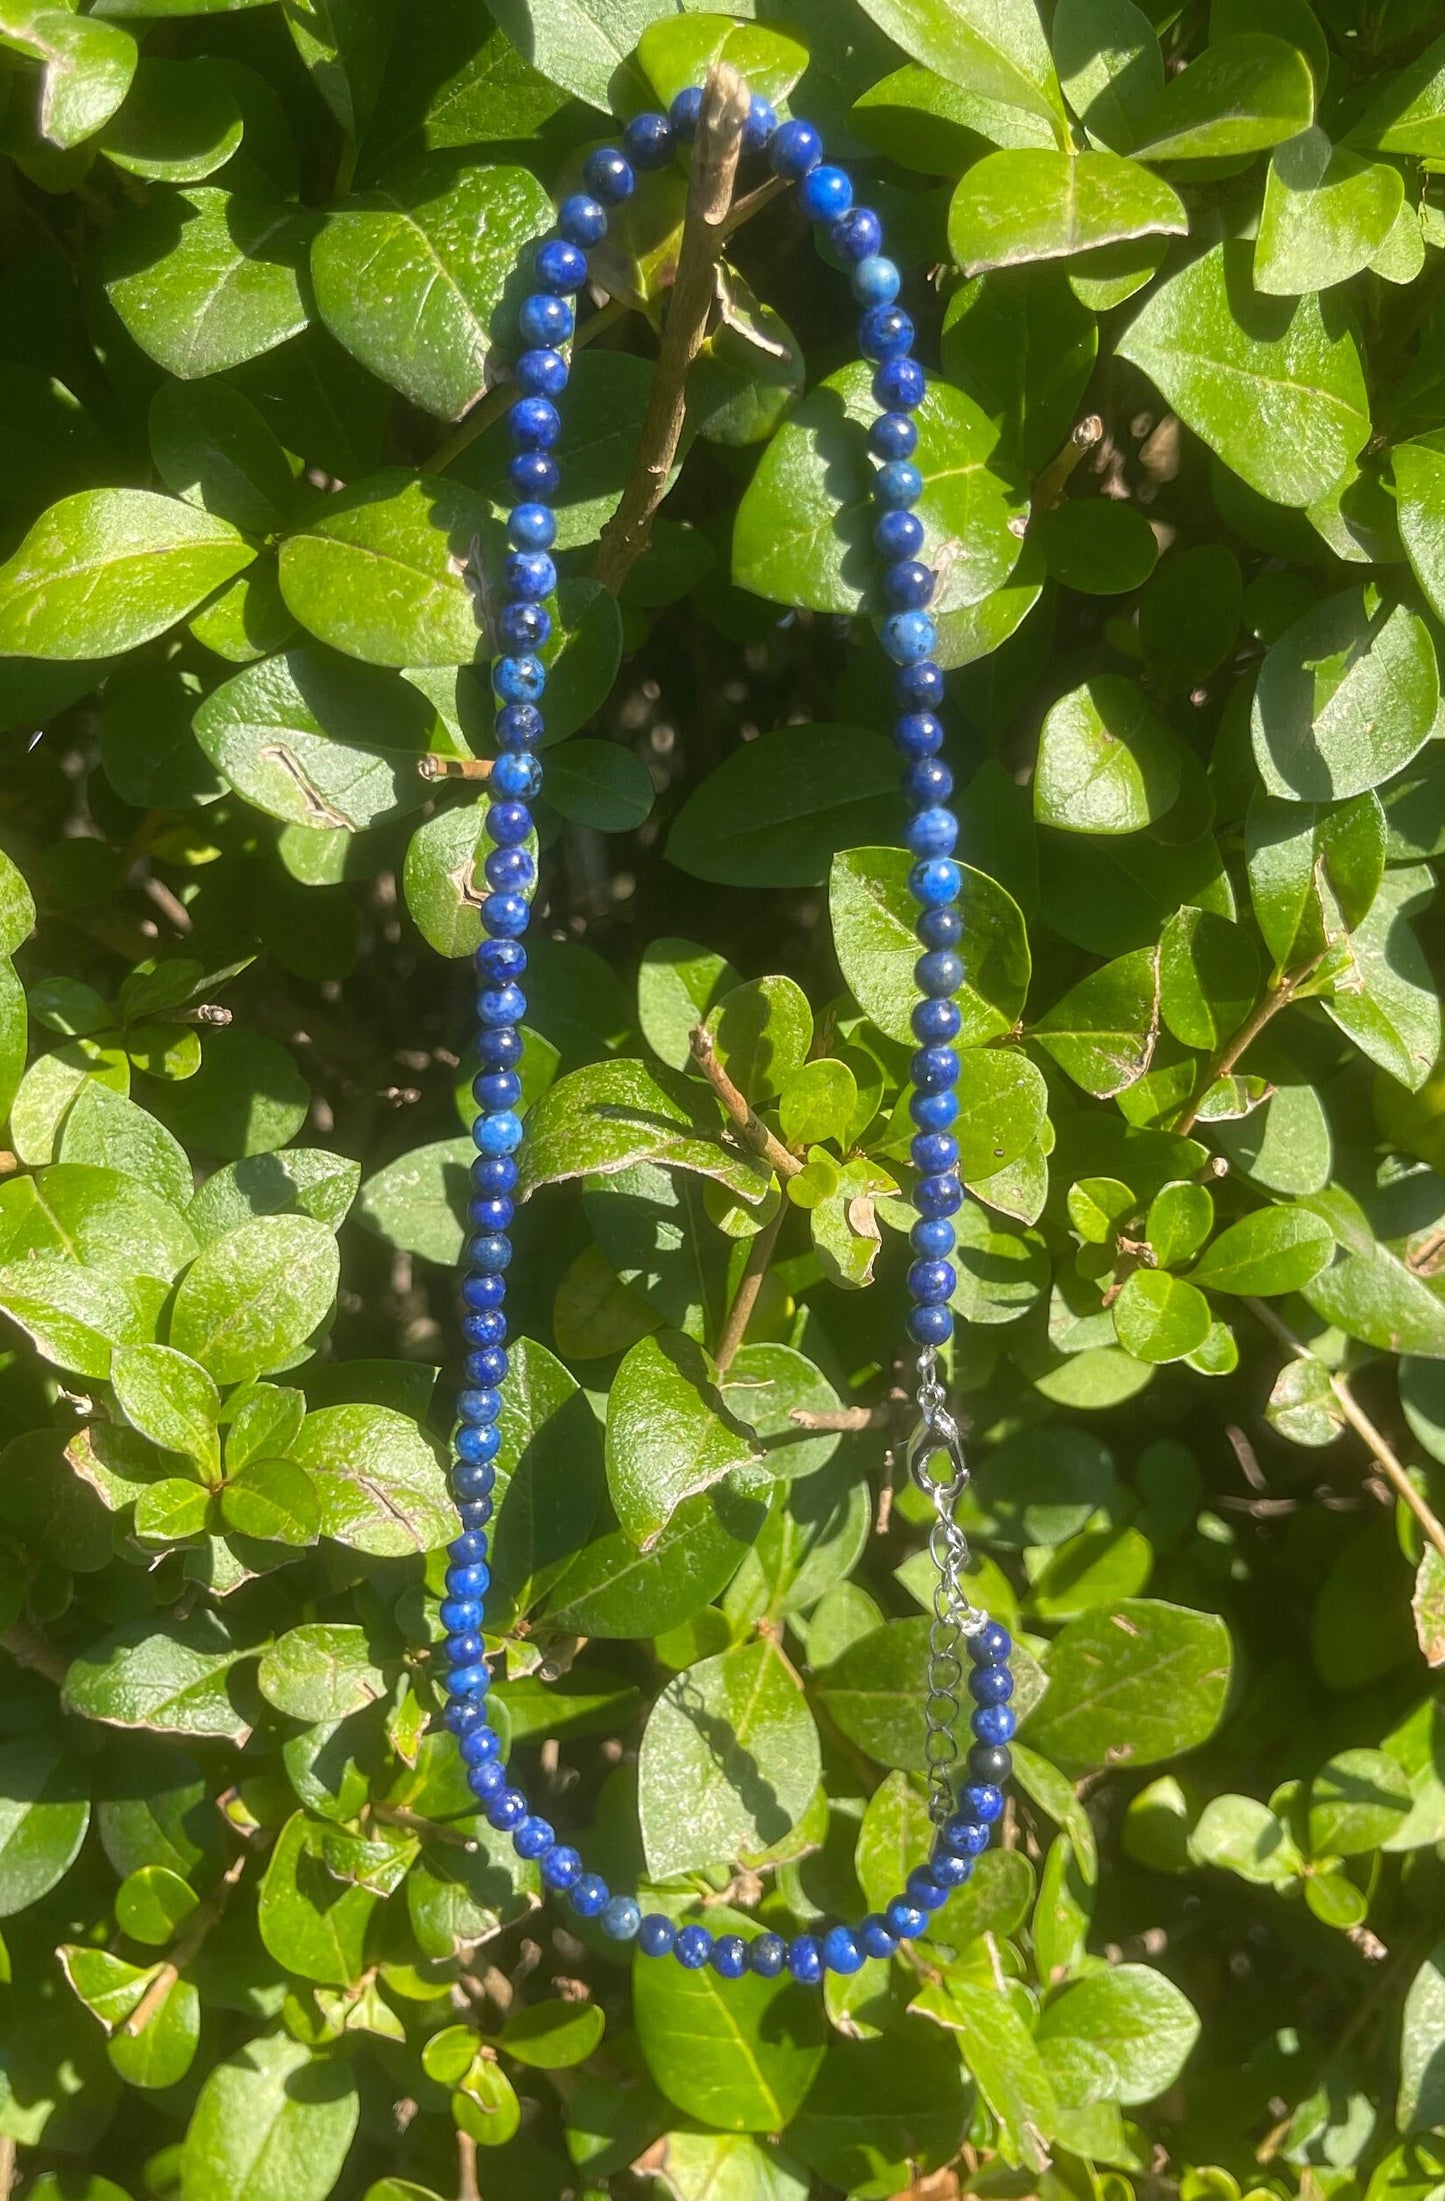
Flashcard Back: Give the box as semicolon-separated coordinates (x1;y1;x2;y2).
790;1398;909;1433
592;60;751;592
0;2137;14;2200
457;2129;481;2201
1173;956;1323;1137
715;1202;785;1374
689;1026;802;1179
370;1799;478;1849
1030;415;1103;514
1248;1299;1445;1564
123;1851;247;2038
417;755;493;782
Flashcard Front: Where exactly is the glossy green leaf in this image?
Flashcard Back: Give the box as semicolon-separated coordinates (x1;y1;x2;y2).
1190;1203;1335;1295
180;2031;358;2201
278;471;490;667
1113;1268;1212;1362
1025;1598;1232;1770
1035;1962;1200;2104
519;1058;771;1206
831;846;1029;1048
606;1330;759;1549
949;149;1185;274
1033;676;1183;835
1251;589;1438;803
639;1637;821;1880
63;1612;253;1743
0;4;136;147
853;0;1065;135
1035;949;1159;1096
170;1214;339;1383
105;189;313;378
100;56;244;180
668;726;901;888
1133;33;1313;159
1256;128;1405;295
0;490;253;659
633;1908;827;2131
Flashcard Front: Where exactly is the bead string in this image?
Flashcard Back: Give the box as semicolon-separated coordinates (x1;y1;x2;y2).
439;91;1017;1985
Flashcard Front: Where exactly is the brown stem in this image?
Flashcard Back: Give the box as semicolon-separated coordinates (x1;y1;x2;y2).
689;1026;802;1180
457;2130;481;2201
123;1851;247;2037
592;60;751;593
714;1202;785;1374
369;1800;478;1849
1248;1299;1445;1565
0;2136;14;2199
789;1399;908;1433
1173;956;1322;1137
417;755;493;783
1030;415;1103;514
424;297;631;478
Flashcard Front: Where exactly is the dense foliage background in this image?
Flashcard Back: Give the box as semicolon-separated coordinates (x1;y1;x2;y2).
3;0;1445;2195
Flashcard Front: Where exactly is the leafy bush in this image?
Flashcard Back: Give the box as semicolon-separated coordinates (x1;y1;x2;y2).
2;0;1445;2196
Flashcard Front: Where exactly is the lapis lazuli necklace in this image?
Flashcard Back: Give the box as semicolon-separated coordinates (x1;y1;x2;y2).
438;87;1017;1987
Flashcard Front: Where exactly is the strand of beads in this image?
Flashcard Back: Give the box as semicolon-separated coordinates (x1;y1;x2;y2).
439;91;1015;1987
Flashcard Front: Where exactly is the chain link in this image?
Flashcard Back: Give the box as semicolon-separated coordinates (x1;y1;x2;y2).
906;1349;985;1824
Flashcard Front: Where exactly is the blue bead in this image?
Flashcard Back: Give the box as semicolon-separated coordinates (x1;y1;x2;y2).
674;1923;712;1969
518;293;573;348
910;1088;957;1131
493;655;546;705
876;508;924;561
907;1866;950;1912
884;1897;926;1939
916;1171;963;1218
800;163;851;221
711;1933;748;1978
960;1782;1006;1824
444;1628;485;1667
451;1528;489;1565
467;1235;512;1275
930;1846;974;1889
908;1258;955;1305
884;558;935;610
476;1028;522;1075
509;450;559;499
482;892;530;938
743;94;777;151
446;1561;490;1599
602;1894;642;1940
913;1147;958;1193
882;611;937;664
624;111;674;169
456;1499;491;1535
487;800;532;848
917;906;961;951
479;982;526;1027
908;1302;954;1346
447;1663;488;1697
913;998;961;1045
456;1384;504;1428
917;947;966;995
670;86;704;139
970;1662;1014;1706
440;1595;480;1633
443;1682;481;1723
505;550;557;601
870;411;918;462
748;1931;786;1977
913;1217;954;1259
905;758;952;806
477;937;527;981
875;355;926;411
895;709;943;758
821;1925;864;1974
473;1079;519;1119
535;237;588;292
969;1619;1013;1664
459;1721;499;1765
905;806;956;858
913;1046;958;1091
570;1872;609;1917
509;396;561;450
872;460;922;510
485;846;533;892
470;1152;520;1193
469;1759;506;1800
474;1111;523;1156
910;857;960;906
461;1311;506;1349
508;500;557;550
466;1344;508;1386
541;1844;582;1890
513;1815;554;1860
638;1912;675;1957
787;1934;823;1984
498;602;549;652
895;660;945;709
496;703;545;750
558;193;607;247
770;117;822;179
854;253;901;306
491;752;541;800
583;146;634;203
833;205;883;263
859;1913;898;1961
515;349;568;400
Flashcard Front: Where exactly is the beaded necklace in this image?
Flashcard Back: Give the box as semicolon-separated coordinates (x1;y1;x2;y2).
438;86;1018;1989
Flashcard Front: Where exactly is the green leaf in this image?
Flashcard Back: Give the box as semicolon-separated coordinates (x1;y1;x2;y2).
1159;907;1260;1050
1116;242;1370;508
1251;589;1438;803
1035;496;1159;595
704;977;812;1107
220;1452;319;1546
1308;1747;1412;1857
1395;434;1445;624
1035;949;1159;1097
278;471;490;667
1031;1524;1155;1619
779;1061;857;1150
787;2026;975;2194
949;149;1185;274
1256;128;1405;295
831;846;1029;1049
633;1908;827;2131
518;1058;771;1207
1132;33;1312;159
853;0;1064;135
1191;1791;1302;1886
188;1147;358;1239
1307;1235;1445;1358
1245;787;1384;969
643;2134;807;2201
1190;1204;1335;1294
952;1048;1049;1179
855;62;1057;172
638;15;808;106
732;361;1023;617
940;267;1097;473
638;938;740;1073
1036;1962;1200;2104
498;1997;606;2070
290;1402;451;1556
170;1214;339;1383
1324;864;1442;1092
546;738;654;832
1399;1941;1445;2131
63;1611;253;1742
357;1135;471;1265
100;56;245;180
1025;1598;1232;1771
60;1943;199;2090
914;1979;1054;2170
105;189;313;379
1146;1182;1214;1267
311;161;552;421
0;4;136;147
1113;1268;1212;1363
0;1736;89;1920
115;1864;197;1944
606;1331;759;1549
638;1637;821;1880
1140;543;1243;694
1033;676;1183;834
258;1808;379;1985
1053;0;1162;150
667;726;902;889
150;377;295;536
111;1343;221;1466
1347;32;1445;156
545;1478;766;1640
258;1624;386;1724
180;2031;359;2201
0;489;253;659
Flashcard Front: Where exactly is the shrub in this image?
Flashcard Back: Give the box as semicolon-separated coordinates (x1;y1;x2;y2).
0;1;1443;2197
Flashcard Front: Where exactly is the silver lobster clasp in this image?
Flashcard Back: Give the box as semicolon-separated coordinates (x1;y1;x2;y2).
906;1402;968;1507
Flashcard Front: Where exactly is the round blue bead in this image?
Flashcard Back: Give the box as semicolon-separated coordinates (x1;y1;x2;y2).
905;758;952;806
770;117;822;179
505;550;557;601
910;1089;957;1131
513;1815;554;1860
602;1895;642;1940
451;1528;488;1565
674;1923;712;1969
833;205;883;263
477;936;527;980
570;1872;609;1917
476;1036;521;1082
535;237;587;292
487;800;532;848
487;1787;527;1833
473;1110;523;1156
821;1925;864;1974
876;508;924;561
875;356;926;411
456;1499;491;1535
859;1913;898;1961
508;500;557;550
509;396;560;450
907;1866;951;1912
917;907;961;952
460;1270;503;1310
913;998;961;1044
711;1933;748;1978
800;164;851;221
493;655;546;705
748;1931;787;1977
441;1594;481;1634
970;1662;1014;1706
884;1897;926;1939
873;460;922;510
467;1344;508;1385
482;892;530;938
459;1723;499;1765
624;112;674;169
469;1759;506;1799
959;1782;1005;1825
787;1934;823;1985
895;709;943;758
486;846;533;893
470;1152;520;1193
461;1311;506;1349
541;1844;582;1890
854;253;901;305
446;1561;490;1598
882;611;936;664
509;451;559;499
915;952;963;1001
870;411;918;462
444;1630;483;1668
913;1045;958;1091
913;1140;959;1186
910;856;960;906
466;1190;514;1231
908;1303;954;1347
446;1654;489;1693
883;558;935;610
895;660;945;709
969;1619;1013;1664
558;193;607;247
905;806;956;858
930;1847;974;1889
743;95;777;151
492;752;542;800
670;86;704;139
495;703;545;751
515;350;568;400
518;293;573;348
455;1425;500;1467
452;1465;494;1509
583;146;634;203
908;1258;955;1305
468;1234;512;1274
479;982;526;1027
916;1172;963;1218
913;1217;955;1259
498;602;549;652
638;1912;675;1957
458;1383;501;1423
